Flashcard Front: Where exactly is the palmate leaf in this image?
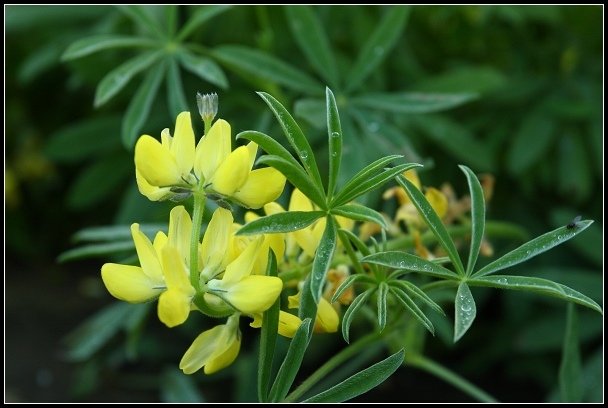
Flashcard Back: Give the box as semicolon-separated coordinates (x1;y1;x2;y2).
363;251;459;281
177;5;232;41
331;204;387;230
390;286;435;335
309;216;338;303
342;290;374;344
178;50;228;89
61;35;158;61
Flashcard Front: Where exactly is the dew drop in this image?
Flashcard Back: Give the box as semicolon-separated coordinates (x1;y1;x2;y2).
526;250;531;255
498;278;507;284
331;151;338;157
399;261;406;268
331;131;340;138
423;264;430;271
300;151;309;160
461;304;472;312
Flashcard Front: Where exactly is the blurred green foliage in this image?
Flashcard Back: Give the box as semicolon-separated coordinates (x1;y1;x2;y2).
5;5;602;402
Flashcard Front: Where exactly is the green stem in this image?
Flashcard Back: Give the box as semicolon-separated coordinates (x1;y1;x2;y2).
283;330;384;402
189;188;206;291
408;354;498;403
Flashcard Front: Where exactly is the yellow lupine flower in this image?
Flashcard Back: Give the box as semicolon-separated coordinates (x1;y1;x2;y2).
135;112;286;209
205;236;283;315
180;314;241;375
101;206;196;328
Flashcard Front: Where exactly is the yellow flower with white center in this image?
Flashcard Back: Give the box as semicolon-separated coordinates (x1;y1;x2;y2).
101;205;196;328
180;314;241;375
135;112;286;209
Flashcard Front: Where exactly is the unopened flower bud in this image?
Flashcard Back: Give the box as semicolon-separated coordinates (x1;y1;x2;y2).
197;92;218;123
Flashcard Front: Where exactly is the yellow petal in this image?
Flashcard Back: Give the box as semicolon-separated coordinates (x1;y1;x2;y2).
264;202;286;215
179;325;226;374
222;237;262;283
246;141;258;169
134;135;181;187
158;288;192;328
201;208;233;280
295;217;324;258
425;187;448;219
208;275;282;314
209;146;250;196
404;169;421;190
315;298;339;333
194;119;231;181
171;112;195;176
289;188;314;212
244;211;259;224
278;311;302;338
233;167;286;209
161;246;193;292
249;313;263;329
101;263;163;302
153;231;168;256
131;224;163;282
160;128;172;148
168;205;192;265
136;169;172;201
204;334;240;375
180;315;240;374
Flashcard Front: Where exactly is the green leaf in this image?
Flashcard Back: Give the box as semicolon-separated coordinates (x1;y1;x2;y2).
506;113;555;176
453;282;476;342
122;61;165;149
467;275;602;314
389;280;445;316
66;156;131;210
72;223;166;243
326;87;342;199
64;303;145;361
472;220;594;278
61;35;158;61
45;116;121;163
352;92;478;114
160;367;205;402
166;58;188;119
390;286;435;335
58;241;134;263
303;349;405;403
178;50;228;89
333;163;422;208
333;154;402;203
363;251;458;280
309;216;338;303
342;290;373;343
331;274;375;303
259;252;279;403
377;282;388;331
177;5;231;41
237;211;325;236
164;5;178;37
117;5;165;39
94;50;163;107
346;6;410;92
410;115;493;171
285;6;338;87
256;155;326;209
459;165;485;276
550;209;602;266
237;130;298;164
269;318;313;402
338;229;371;276
257;92;324;190
339;229;373;257
213;46;321;94
397;175;466;276
559;303;582;402
331;204;387;229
